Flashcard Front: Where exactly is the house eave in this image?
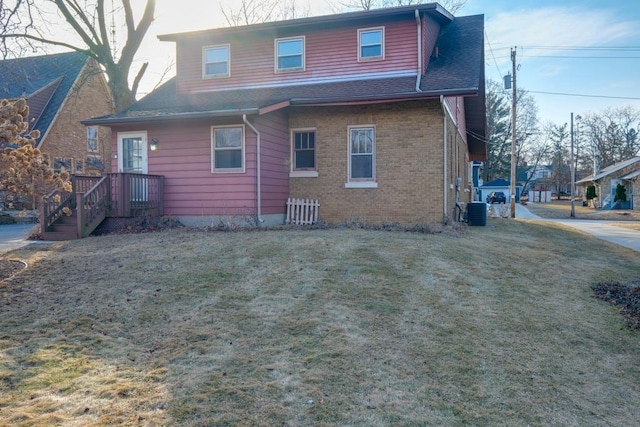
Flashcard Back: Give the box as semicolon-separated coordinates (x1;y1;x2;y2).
290;87;479;106
81;108;260;126
158;3;453;42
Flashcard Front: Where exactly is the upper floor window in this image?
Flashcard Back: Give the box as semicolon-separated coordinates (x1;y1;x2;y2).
87;126;98;152
211;125;244;173
275;36;304;72
203;45;230;78
358;27;384;61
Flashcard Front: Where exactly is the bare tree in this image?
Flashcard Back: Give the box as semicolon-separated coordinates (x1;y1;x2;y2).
581;106;640;170
221;0;310;26
0;0;156;112
332;0;467;14
546;122;570;199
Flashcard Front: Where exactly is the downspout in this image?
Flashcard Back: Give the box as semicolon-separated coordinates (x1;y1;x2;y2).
243;114;264;224
415;10;423;92
441;95;448;223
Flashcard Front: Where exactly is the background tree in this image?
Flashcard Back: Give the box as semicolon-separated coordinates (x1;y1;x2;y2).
221;0;311;26
546;122;570;199
580;106;640;171
483;79;511;182
333;0;467;14
0;0;156;112
0;98;70;207
482;79;539;183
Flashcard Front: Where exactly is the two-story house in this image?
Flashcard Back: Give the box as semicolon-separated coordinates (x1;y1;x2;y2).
84;3;486;226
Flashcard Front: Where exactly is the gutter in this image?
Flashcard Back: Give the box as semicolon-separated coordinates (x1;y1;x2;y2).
242;114;264;224
81;108;260;126
441;95;448;223
415;10;423;93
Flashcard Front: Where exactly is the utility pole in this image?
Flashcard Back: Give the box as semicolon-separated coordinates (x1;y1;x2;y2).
509;47;517;218
570;113;575;218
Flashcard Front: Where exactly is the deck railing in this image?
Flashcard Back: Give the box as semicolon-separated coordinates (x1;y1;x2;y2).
41;173;164;238
108;173;164;218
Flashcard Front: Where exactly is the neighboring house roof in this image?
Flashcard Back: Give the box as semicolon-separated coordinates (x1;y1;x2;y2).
0;51;89;147
621;170;640;180
84;6;486;159
576;157;640;184
482;178;510;187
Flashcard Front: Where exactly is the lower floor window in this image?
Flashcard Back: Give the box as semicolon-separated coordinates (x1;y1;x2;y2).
292;129;316;171
212;125;244;172
53;157;72;173
348;126;375;181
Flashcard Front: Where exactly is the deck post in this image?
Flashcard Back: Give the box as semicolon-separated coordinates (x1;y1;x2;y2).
76;192;84;239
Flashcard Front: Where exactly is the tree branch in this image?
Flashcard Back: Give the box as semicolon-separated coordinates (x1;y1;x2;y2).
0;33;95;59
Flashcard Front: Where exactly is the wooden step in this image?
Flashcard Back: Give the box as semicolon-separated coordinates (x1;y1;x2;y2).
41;230;79;241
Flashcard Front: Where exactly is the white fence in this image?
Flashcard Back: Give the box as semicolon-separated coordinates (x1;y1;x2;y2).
528;190;552;203
286;198;319;225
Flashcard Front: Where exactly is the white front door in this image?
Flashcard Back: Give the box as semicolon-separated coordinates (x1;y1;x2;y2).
118;132;148;174
118;132;149;202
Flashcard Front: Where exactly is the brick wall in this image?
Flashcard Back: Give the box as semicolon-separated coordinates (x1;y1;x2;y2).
38;60;114;176
289;99;468;225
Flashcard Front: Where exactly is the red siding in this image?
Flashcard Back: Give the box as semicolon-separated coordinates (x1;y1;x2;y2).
176;18;418;94
110;111;289;217
444;96;468;144
422;14;441;74
251;110;290;214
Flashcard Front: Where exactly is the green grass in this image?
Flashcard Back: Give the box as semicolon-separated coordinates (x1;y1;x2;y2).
0;219;639;425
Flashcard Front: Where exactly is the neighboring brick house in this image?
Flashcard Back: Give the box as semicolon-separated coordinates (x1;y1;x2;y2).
576;157;640;210
84;3;486;226
0;51;113;176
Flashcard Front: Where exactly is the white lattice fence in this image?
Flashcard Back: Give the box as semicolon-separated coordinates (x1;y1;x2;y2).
286;198;319;225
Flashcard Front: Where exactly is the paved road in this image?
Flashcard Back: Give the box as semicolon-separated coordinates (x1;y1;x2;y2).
0;223;36;253
515;204;640;253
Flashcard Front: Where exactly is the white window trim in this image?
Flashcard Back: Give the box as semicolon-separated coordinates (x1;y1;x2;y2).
291;170;319;178
87;126;99;153
345;182;378;189
274;36;305;73
290;127;317;177
358;27;385;62
117;131;148;174
346;125;377;187
211;124;245;174
203;44;230;79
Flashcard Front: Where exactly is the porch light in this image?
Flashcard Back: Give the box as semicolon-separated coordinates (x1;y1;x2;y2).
150;138;158;151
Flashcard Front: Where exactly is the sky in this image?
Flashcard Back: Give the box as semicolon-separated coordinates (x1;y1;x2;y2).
131;0;640;125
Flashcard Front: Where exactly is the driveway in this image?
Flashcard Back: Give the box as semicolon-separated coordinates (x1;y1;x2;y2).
515;204;640;253
0;223;36;254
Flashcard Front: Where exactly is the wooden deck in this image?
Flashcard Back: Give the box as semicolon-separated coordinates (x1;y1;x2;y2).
41;173;164;240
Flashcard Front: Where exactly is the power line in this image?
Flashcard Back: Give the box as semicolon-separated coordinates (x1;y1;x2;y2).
494;55;640;59
528;90;640;100
523;45;640;51
487;45;640;52
484;30;504;78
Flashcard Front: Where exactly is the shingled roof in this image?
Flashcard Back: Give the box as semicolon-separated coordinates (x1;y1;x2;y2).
0;51;89;147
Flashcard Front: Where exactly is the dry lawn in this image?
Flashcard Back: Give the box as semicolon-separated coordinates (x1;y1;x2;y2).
525;199;640;221
1;220;640;426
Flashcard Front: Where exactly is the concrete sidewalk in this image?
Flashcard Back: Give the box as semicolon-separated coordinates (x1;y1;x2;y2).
0;223;36;253
515;204;640;253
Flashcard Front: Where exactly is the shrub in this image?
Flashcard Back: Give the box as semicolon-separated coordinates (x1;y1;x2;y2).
614;183;627;203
